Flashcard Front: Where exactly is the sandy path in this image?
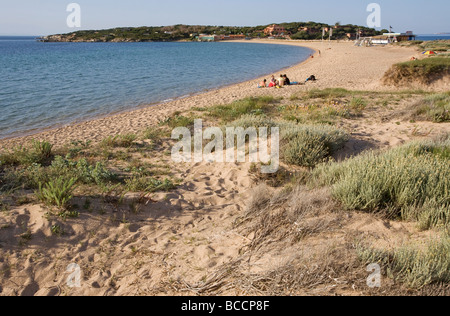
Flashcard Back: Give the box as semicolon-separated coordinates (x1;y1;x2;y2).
0;40;418;149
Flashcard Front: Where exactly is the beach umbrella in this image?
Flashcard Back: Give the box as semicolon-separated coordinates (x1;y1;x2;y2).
422;51;437;55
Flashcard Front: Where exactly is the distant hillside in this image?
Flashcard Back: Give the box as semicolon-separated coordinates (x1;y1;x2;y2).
40;22;382;42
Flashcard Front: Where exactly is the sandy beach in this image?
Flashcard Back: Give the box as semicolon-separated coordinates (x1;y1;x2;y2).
1;39;449;296
0;40;423;148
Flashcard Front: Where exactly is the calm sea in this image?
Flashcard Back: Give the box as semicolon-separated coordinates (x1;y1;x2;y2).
416;35;450;41
0;37;313;139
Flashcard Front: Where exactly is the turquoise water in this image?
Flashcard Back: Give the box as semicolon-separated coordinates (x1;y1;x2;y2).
0;37;312;139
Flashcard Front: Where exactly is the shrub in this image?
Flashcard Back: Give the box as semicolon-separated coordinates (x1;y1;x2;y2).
0;140;54;167
312;136;450;228
283;133;330;167
49;156;116;185
358;236;450;288
280;122;349;167
36;177;77;209
31;140;53;161
225;117;348;168
412;93;450;123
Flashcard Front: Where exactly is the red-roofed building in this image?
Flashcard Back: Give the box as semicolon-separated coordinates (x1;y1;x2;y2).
264;24;287;36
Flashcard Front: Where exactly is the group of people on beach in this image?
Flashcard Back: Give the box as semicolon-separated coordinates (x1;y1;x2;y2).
259;74;292;88
258;73;317;88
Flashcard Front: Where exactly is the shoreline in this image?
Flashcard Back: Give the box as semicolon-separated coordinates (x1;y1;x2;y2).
0;40;418;148
0;40;314;143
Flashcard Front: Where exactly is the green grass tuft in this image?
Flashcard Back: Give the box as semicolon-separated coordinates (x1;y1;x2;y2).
35;177;77;209
207;96;277;123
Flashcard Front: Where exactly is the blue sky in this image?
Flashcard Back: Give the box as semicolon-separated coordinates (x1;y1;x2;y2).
0;0;449;36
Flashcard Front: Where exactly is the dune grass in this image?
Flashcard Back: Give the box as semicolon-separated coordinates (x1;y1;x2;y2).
302;88;351;100
311;135;450;229
383;57;450;86
0;140;54;167
358;236;450;288
100;133;138;148
35;176;77;209
411;93;450;123
206;96;278;123
279;121;349;167
225;114;349;168
419;40;450;52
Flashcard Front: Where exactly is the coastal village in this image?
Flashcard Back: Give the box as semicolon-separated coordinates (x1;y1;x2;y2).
39;22;394;43
197;24;416;43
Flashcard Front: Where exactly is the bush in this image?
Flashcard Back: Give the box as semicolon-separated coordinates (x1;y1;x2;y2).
412;93;450;123
225;117;348;168
36;177;77;209
358;236;450;288
280;122;349;167
0;140;53;167
50;156;116;185
283;133;330;167
1;156;117;192
312;136;450;228
32;140;53;161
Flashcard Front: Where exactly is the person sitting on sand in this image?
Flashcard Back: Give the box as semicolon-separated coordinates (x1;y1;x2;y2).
277;74;285;87
284;74;291;86
268;75;277;87
258;79;267;88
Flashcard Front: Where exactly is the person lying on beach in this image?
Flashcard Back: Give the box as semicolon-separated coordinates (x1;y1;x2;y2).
258;79;267;88
305;75;316;82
